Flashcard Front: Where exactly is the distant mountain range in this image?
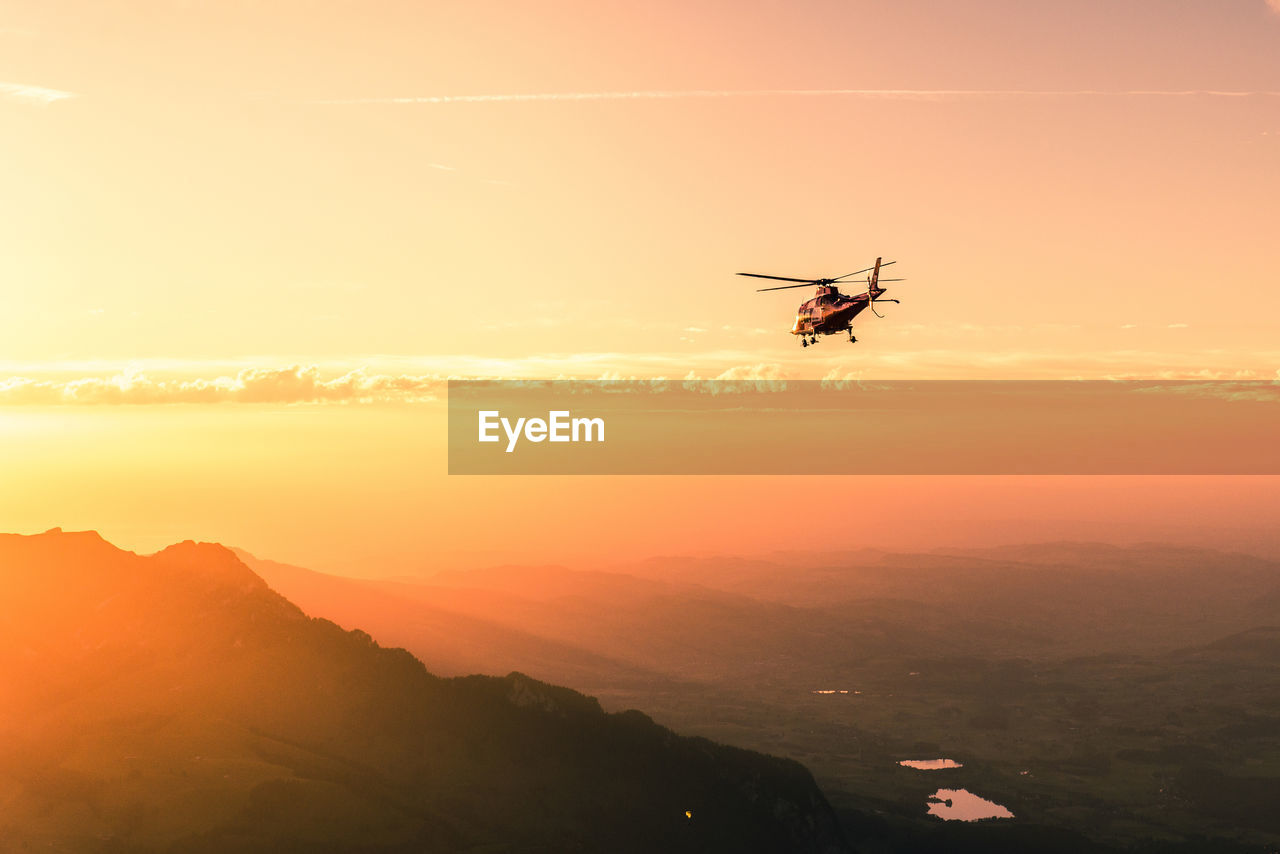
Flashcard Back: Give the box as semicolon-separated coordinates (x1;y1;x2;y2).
238;541;1280;693
0;529;848;853
236;539;1280;853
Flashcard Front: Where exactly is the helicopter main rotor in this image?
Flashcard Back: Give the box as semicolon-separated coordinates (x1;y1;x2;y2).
738;261;902;292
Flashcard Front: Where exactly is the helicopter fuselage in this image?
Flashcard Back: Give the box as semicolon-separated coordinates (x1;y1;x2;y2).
793;284;885;336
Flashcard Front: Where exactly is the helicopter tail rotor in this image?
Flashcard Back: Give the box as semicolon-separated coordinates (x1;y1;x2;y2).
863;257;906;317
868;257;884;317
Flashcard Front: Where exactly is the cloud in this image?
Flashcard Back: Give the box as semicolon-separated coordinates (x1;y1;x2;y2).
0;81;74;106
712;363;788;382
5;346;1278;405
671;363;790;394
1269;0;1280;14
0;366;445;406
1135;380;1280;404
311;88;1280;106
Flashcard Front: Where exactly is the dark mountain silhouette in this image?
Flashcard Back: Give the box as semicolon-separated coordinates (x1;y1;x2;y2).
0;529;849;854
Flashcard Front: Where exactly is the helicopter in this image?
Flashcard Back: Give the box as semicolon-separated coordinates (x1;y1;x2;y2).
739;257;903;346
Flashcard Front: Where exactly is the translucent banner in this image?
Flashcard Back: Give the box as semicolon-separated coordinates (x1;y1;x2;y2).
447;380;1280;475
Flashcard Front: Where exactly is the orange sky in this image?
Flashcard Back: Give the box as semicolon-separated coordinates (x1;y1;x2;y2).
2;1;1279;572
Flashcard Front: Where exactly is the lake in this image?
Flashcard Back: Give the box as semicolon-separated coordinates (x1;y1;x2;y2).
899;758;962;770
926;788;1014;821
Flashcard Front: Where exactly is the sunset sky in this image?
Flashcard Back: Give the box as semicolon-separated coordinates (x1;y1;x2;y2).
2;1;1278;572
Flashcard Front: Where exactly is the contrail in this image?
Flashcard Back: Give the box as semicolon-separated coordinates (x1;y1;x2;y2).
0;81;75;106
310;87;1280;105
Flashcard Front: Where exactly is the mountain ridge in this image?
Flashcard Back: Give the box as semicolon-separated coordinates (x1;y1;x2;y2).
0;528;849;854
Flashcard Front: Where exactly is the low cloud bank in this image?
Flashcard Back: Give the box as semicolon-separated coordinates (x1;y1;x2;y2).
0;366;445;405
